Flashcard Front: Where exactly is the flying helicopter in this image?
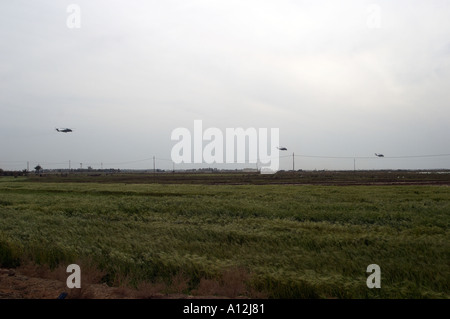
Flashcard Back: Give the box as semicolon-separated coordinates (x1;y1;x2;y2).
56;128;74;133
277;147;288;151
374;153;384;157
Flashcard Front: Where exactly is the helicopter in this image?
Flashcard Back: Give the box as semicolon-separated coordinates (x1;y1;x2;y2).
56;128;74;133
374;153;384;157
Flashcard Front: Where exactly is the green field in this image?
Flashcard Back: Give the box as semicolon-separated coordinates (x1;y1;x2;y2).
0;176;449;298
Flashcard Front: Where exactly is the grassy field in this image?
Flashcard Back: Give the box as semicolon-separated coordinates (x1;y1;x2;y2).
0;175;449;298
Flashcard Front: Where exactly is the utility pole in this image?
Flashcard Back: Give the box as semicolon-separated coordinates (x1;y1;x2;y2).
292;152;295;171
27;161;29;172
354;158;356;171
153;156;156;174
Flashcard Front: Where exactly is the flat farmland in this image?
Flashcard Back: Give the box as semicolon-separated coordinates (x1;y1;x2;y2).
0;173;449;298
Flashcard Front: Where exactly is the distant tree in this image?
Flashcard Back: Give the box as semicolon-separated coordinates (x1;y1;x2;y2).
34;165;42;174
0;168;3;176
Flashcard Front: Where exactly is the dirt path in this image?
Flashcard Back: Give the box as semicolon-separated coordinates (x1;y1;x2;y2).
0;267;229;299
0;267;133;299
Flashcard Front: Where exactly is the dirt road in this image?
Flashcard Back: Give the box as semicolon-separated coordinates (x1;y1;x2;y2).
0;267;242;299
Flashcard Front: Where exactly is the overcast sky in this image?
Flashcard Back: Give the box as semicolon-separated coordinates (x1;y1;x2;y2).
1;0;450;171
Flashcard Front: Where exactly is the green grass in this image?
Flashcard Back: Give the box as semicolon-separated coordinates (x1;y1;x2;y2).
0;178;449;298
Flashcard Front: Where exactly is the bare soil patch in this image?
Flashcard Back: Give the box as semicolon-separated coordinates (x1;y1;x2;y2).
0;266;252;299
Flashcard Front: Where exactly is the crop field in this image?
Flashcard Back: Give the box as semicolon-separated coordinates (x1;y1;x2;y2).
0;173;449;298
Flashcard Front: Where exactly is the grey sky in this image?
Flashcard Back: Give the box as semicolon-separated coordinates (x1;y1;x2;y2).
1;0;450;171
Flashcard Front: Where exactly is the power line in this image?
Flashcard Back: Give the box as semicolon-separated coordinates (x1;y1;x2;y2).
385;154;450;159
155;157;174;162
2;152;450;170
294;154;371;159
293;153;450;159
102;157;154;165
